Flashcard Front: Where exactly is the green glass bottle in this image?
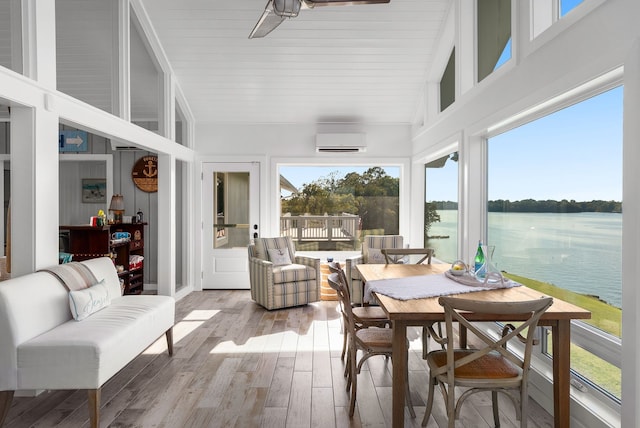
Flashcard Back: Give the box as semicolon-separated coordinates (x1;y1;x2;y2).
474;240;485;277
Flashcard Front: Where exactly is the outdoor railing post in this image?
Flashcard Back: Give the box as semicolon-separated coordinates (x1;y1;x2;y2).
279;214;361;246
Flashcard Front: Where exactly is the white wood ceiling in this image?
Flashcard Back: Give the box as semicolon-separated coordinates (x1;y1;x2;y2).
141;0;451;125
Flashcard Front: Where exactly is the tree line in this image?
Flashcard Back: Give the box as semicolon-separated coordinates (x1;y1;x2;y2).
431;199;622;213
281;167;399;234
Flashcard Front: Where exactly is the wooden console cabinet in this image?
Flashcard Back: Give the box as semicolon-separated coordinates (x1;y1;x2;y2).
60;223;147;295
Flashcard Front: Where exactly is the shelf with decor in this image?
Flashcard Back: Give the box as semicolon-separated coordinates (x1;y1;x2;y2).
59;223;147;295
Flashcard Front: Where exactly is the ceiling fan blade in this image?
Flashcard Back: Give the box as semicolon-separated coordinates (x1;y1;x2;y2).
304;0;390;6
249;0;302;39
248;0;383;39
248;7;285;38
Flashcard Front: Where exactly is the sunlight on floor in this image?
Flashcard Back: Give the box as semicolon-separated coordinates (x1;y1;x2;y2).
143;309;220;354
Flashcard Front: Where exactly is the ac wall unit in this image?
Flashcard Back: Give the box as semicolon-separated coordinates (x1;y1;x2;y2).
315;133;366;153
112;145;143;151
110;139;144;151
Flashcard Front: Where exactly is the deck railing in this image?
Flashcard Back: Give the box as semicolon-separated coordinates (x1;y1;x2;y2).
280;214;359;245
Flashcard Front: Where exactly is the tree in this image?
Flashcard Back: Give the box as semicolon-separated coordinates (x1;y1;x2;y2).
281;167;400;233
424;202;441;238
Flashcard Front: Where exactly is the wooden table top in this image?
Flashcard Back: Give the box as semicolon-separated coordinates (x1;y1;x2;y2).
356;263;592;323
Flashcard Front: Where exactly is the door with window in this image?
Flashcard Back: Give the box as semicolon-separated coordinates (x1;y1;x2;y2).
202;162;259;289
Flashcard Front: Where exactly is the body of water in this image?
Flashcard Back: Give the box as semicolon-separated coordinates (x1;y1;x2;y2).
427;210;622;308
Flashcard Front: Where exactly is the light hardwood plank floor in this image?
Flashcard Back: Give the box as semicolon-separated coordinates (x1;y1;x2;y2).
4;290;554;428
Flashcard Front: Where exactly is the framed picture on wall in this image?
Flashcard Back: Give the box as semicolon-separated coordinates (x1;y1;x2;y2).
82;178;107;203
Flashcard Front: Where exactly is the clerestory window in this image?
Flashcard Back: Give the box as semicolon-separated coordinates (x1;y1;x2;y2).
477;0;512;82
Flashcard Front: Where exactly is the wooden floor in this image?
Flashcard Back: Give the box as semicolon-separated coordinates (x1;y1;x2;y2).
4;290;554;428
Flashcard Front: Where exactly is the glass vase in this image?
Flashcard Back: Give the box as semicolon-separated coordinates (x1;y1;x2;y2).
474;245;502;284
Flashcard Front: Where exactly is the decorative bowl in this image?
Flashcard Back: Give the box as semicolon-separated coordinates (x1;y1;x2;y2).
449;268;465;276
449;260;468;276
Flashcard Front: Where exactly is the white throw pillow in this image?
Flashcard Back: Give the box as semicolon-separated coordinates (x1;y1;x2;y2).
367;248;387;264
69;279;110;321
268;248;292;266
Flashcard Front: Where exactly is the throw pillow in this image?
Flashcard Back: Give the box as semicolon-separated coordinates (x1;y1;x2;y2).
268;248;292;266
69;279;110;321
367;248;386;264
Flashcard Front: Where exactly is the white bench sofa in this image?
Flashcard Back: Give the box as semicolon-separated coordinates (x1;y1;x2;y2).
0;257;175;428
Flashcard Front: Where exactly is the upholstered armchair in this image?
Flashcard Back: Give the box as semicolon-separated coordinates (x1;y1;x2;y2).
345;235;404;304
248;236;321;310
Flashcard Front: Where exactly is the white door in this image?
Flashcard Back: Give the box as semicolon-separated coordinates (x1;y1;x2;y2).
202;162;260;289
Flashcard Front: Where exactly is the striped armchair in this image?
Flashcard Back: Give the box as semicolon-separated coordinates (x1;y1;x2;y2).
248;237;321;310
345;235;404;304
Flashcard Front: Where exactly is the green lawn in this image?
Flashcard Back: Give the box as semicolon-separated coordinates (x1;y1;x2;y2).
503;272;621;398
503;272;621;337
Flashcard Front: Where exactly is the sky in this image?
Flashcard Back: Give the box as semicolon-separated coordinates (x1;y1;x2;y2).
561;0;585;17
281;0;617;204
280;85;622;203
425;85;623;202
488;86;622;201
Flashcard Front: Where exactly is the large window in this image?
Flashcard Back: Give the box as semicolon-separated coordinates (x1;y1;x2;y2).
531;0;587;40
440;49;455;111
279;166;400;252
56;0;116;114
488;86;622;400
561;0;584;16
477;0;511;82
0;1;22;75
425;152;458;263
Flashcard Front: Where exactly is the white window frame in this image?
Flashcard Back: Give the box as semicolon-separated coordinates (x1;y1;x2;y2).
271;157;411;245
479;69;624;427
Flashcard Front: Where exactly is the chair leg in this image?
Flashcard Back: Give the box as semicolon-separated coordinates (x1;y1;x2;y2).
0;390;15;427
405;373;416;418
345;366;351;390
446;383;456;428
403;347;416;418
345;359;352;391
341;318;348;361
348;345;358;417
422;326;429;359
520;389;528;428
492;391;500;428
344;346;352;390
421;377;436;427
165;327;174;356
87;389;101;428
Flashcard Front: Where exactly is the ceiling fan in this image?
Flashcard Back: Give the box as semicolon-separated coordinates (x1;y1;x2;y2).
249;0;390;39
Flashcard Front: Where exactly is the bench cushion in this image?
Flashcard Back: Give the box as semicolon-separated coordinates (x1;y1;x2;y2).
17;295;174;390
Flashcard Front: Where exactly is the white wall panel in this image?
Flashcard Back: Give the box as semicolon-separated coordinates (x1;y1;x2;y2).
56;0;115;114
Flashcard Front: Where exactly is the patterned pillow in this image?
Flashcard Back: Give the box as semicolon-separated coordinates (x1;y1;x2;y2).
68;279;110;321
367;248;386;264
268;248;292;266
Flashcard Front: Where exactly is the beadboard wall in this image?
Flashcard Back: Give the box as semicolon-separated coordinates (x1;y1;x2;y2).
62;125;159;287
0;121;162;287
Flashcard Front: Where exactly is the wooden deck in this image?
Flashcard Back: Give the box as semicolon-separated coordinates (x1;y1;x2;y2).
280;215;359;250
4;291;554;427
281;226;355;242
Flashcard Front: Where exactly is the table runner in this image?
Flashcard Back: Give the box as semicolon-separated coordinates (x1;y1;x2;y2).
364;272;520;302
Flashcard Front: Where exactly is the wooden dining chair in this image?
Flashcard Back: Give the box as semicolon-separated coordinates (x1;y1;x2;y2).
379;248;441;358
421;296;553;428
327;272;415;419
327;261;389;362
344;235;404;305
381;247;434;265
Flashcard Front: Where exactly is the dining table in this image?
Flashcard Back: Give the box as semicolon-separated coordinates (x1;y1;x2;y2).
356;263;591;428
